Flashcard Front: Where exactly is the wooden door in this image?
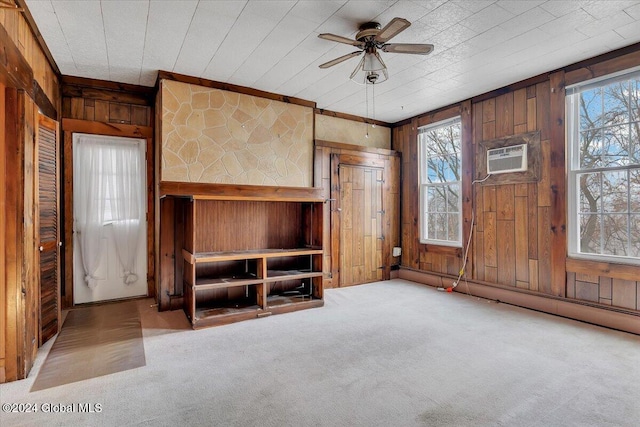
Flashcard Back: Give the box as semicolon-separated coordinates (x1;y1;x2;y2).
339;165;384;286
36;114;60;345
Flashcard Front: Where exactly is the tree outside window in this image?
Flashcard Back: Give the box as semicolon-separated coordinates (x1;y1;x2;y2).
418;117;462;247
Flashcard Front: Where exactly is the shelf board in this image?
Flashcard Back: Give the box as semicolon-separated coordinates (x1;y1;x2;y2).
267;296;323;315
160;181;325;202
195;304;260;319
192;306;262;329
195;275;262;290
265;270;323;282
185;247;323;263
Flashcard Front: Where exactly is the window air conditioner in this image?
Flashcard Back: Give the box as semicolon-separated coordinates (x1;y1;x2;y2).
486;143;528;174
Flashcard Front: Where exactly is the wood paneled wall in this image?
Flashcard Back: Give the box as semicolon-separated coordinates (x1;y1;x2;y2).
471;79;562;293
61;76;153;126
0;4;59;111
392;104;468;279
393;47;640;315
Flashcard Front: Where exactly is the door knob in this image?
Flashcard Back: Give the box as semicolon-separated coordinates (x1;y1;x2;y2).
39;246;44;252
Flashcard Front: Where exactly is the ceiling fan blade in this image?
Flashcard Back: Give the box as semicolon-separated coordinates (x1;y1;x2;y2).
319;51;363;69
318;33;364;47
382;43;434;55
374;17;411;43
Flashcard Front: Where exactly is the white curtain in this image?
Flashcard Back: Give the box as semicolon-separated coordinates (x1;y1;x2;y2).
73;134;145;288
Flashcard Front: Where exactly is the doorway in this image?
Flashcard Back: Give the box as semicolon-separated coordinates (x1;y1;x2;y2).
72;134;147;304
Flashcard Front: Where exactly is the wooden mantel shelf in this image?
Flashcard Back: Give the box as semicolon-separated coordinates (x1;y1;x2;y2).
159;181;325;202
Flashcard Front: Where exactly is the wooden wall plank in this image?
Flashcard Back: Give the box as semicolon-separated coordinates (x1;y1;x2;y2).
483;211;497;268
513;88;527;126
548;71;567;297
495;92;514;138
496;185;514;220
537;207;552;294
497;219;516;286
514;197;529;283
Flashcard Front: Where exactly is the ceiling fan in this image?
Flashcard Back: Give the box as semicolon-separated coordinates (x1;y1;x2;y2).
318;17;434;84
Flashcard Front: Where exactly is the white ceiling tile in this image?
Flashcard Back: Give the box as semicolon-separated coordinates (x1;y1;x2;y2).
614;20;640;41
496;0;545;16
452;0;497;14
175;1;247;79
498;6;555;36
202;3;295;82
102;1;148;84
581;1;640;19
25;0;76;73
465;26;511;51
372;0;435;28
538;8;596;37
141;0;198;75
288;0;347;24
422;1;474;30
539;0;590;18
428;23;477;49
50;0;108;71
625;2;640;19
578;10;635;38
231;15;318;86
459;3;515;33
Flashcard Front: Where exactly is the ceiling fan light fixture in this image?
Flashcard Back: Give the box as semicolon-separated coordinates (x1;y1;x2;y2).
363;51;385;72
350;52;388;85
351;68;388;85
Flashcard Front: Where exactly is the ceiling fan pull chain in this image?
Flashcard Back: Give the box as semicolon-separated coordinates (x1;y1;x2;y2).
372;82;376;127
365;82;370;138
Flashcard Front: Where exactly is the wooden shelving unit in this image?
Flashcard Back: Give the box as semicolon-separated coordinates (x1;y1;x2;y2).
161;183;324;329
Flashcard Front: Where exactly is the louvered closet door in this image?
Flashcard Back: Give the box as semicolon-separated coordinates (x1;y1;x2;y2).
37;114;60;346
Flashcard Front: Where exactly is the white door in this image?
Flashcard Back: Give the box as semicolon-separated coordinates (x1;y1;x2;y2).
72;134;147;304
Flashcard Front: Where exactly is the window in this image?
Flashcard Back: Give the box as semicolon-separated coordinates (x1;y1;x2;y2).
566;68;640;264
418;117;462;246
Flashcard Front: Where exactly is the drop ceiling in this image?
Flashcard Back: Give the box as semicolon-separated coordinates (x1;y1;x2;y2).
24;0;640;123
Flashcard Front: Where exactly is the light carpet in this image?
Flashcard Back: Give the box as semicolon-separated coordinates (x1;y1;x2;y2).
1;279;638;426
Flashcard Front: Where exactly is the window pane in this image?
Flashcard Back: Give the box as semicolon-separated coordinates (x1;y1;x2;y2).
631;169;640;212
579;214;601;254
602;171;628;213
602;81;629;126
447;184;460;213
630;79;640;122
427;157;457;183
578;172;601;213
427;186;445;213
579;129;603;168
631;215;640;257
580;87;602;130
631;124;639;165
602;125;628;166
448;213;460;242
428;213;438;240
602;214;629;256
436;213;447;240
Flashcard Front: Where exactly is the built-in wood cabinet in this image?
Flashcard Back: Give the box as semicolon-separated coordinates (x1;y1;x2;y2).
159;183;324;328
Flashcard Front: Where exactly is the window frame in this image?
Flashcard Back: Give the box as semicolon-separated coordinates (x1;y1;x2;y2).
418;116;462;247
566;67;640;266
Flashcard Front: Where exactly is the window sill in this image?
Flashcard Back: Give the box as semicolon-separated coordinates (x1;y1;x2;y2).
418;242;462;257
566;257;640;281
